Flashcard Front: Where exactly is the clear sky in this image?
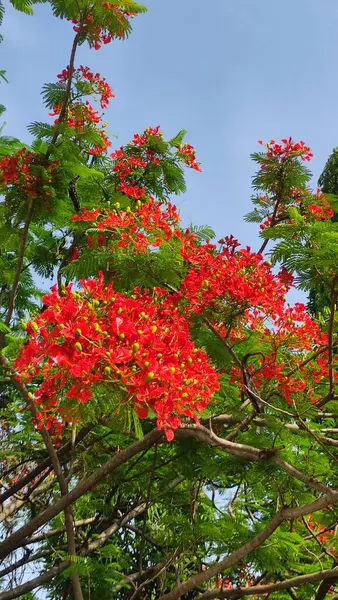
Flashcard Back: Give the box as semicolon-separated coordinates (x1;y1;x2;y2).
2;0;338;251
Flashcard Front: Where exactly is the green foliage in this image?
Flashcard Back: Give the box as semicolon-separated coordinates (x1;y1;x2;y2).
10;0;35;14
318;147;338;195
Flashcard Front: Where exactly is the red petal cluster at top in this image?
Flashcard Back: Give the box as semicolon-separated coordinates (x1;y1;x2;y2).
258;137;313;162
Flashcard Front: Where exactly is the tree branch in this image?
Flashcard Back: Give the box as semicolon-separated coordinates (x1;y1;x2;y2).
4;197;34;327
157;493;338;600
197;567;338;599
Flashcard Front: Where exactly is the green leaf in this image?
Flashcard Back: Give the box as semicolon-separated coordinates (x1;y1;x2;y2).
0;321;10;333
190;224;215;242
169;129;187;147
10;0;34;15
132;409;144;439
27;121;53;139
41;81;67;109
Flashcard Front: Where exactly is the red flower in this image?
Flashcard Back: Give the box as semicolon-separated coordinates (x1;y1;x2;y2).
15;275;219;439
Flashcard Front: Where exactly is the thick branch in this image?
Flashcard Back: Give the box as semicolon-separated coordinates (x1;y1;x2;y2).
198;567;338;599
21;517;96;547
46;31;81;156
157;493;338;600
177;424;331;494
314;566;338;600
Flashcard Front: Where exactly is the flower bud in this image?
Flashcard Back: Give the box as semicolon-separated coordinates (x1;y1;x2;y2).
145;371;154;383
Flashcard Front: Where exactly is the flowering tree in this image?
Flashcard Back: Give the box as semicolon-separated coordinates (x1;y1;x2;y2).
0;2;338;599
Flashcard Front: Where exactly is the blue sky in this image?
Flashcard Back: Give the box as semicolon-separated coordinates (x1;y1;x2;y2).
2;0;338;251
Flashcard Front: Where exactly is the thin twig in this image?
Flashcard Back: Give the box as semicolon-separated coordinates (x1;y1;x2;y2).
4;197;34;327
138;444;158;575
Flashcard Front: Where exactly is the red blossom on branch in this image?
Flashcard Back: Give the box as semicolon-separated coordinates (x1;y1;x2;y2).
14;275;220;441
0;148;58;201
258;137;313;162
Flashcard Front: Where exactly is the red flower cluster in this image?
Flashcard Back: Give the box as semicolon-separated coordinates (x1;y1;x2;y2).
69;187;330;411
229;300;329;406
110;141;158;199
178;143;201;172
109;127;201;199
117;182;146;199
259;187;334;229
307;514;335;543
79;66;114;108
103;2;138;18
71;16;111;49
14;275;219;441
254;139;333;233
174;233;330;407
57;66;115;109
259;215;273;231
50;101;111;156
0;148;58;201
307;188;334;220
175;235;290;318
71;198;179;253
258;137;313;162
132;126;163;146
286;187;334;222
50;101;100;128
71;3;138;50
111;151;147;179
